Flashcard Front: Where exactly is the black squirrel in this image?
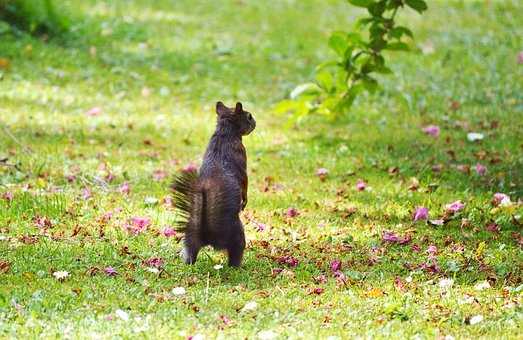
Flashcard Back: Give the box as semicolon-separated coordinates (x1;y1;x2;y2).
171;101;256;267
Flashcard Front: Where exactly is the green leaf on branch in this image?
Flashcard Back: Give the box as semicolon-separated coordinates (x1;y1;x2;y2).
405;0;428;14
328;32;349;57
289;83;321;99
385;42;410;51
368;1;386;17
389;26;414;39
347;0;374;8
316;71;334;92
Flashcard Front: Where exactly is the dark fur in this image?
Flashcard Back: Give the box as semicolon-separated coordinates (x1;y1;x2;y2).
171;102;256;267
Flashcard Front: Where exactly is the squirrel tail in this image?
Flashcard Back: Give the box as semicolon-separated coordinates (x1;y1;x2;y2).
170;170;203;233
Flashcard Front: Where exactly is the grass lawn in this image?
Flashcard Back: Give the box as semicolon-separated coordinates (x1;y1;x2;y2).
1;0;522;338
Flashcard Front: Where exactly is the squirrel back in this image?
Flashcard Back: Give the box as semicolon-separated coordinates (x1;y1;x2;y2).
171;101;256;266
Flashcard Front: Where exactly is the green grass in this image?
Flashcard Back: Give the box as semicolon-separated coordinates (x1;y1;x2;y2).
1;0;522;338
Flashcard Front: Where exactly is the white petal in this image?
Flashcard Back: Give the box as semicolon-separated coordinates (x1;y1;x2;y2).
172;287;186;296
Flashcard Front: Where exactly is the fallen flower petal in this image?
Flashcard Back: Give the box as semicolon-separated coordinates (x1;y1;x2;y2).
474;163;487;176
220;315;232;326
118;182;130;195
82;187;92;200
124;216;151;235
104;267;118;276
182;162;198;173
330;260;342;272
276;255;299;267
445;200;465;213
438;278;454;289
427;245;438;255
467;132;484;142
86;107;102;116
255;222;266;232
429;219;445;226
161;226;177;237
171;287;186;296
474;281;491;291
241;301;258;312
53;271;69;281
316;168;328;181
115;309;129;321
144;257;164;268
152;169;167;181
469;314;483;325
492;193;511;207
311;287;324;295
413;207;429;221
356;179;367;191
285;207;299;218
422;125;440;137
382;231;400;243
1;191;13;202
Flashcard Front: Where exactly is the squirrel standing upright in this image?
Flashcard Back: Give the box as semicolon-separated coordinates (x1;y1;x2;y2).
171;101;256;267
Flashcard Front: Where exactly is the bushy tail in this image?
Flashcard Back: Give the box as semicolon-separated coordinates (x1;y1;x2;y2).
170;170;203;233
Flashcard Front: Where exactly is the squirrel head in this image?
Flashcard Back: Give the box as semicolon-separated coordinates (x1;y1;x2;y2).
215;101;256;136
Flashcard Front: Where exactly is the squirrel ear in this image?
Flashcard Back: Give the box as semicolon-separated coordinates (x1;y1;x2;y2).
234;102;243;114
216;101;228;115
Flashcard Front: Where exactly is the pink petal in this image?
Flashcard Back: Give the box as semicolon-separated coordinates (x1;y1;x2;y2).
1;191;13;202
382;231;400;243
311;287;324;295
286;207;299;218
485;223;499;233
518;51;523;64
255;222;266;232
413;207;429;221
314;274;327;284
316;168;329;181
330;260;342;272
144;257;164;268
492;193;511;207
276;255;299;267
104;267;118;276
161;227;177;237
474;163;487;176
182;162;198;173
356;179;367;191
220;315;232;326
86;107;102;116
124;216;151;235
427;245;438;255
82;187;92;200
118;182;131;195
445;200;464;213
104;171;115;183
422;125;440;137
152;169;167;181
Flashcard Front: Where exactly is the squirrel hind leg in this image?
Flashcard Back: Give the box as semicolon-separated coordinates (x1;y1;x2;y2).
181;235;202;264
227;221;246;267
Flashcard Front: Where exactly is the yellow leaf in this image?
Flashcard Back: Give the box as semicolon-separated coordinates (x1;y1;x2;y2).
475;241;486;259
367;288;384;298
0;58;10;69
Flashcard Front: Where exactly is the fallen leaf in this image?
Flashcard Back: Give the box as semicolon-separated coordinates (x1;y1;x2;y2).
367;288;384;298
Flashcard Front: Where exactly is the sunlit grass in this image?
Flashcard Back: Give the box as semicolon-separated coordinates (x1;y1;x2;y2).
0;0;522;338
